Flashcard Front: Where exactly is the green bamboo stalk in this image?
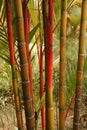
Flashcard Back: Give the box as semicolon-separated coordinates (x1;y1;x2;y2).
43;0;54;130
13;0;35;130
59;0;67;130
73;1;87;130
6;1;23;130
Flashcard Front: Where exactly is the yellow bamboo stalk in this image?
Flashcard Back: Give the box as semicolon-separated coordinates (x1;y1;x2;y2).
59;0;67;130
73;1;87;130
13;0;35;129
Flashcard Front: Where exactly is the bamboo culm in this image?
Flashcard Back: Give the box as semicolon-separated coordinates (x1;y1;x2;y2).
43;0;54;130
73;1;87;130
6;0;23;129
59;0;67;130
13;0;35;129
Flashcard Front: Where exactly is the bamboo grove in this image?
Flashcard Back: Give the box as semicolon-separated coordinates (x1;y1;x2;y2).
0;0;87;130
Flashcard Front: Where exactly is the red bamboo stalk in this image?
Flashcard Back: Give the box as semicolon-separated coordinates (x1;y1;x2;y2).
23;2;33;99
22;1;35;129
43;0;54;129
6;0;23;129
40;41;46;130
38;0;46;129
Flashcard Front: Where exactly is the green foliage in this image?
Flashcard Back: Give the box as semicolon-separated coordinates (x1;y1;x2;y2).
68;6;81;27
66;62;76;105
0;59;11;93
0;1;10;63
28;23;40;43
53;66;59;101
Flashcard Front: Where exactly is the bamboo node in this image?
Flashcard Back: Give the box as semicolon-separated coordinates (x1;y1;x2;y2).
62;11;67;14
59;85;66;88
76;85;82;89
75;98;81;101
77;70;83;74
73;122;80;126
24;98;32;103
22;80;30;84
16;109;22;113
78;53;84;56
59;108;66;112
74;108;81;111
60;36;66;39
15;17;23;21
26;114;35;120
12;78;17;80
60;61;66;64
81;20;87;23
21;62;28;67
80;35;87;38
18;41;26;44
47;107;54;111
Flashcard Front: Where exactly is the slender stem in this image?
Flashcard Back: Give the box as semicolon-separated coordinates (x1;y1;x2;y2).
73;1;87;130
43;0;54;129
59;0;67;130
23;0;33;99
38;0;46;129
65;91;75;120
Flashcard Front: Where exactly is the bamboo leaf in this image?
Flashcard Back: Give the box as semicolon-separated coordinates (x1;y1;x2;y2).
28;23;40;43
27;0;38;26
0;54;10;64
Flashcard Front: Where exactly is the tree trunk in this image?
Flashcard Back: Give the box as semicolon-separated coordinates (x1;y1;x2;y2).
73;1;87;130
43;0;54;130
6;0;23;129
13;0;35;129
59;0;67;130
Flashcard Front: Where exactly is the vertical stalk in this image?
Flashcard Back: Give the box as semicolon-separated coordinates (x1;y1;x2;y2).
59;0;67;130
43;0;54;130
39;37;46;130
38;0;45;130
73;1;87;130
13;0;35;129
23;0;33;99
6;0;23;129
